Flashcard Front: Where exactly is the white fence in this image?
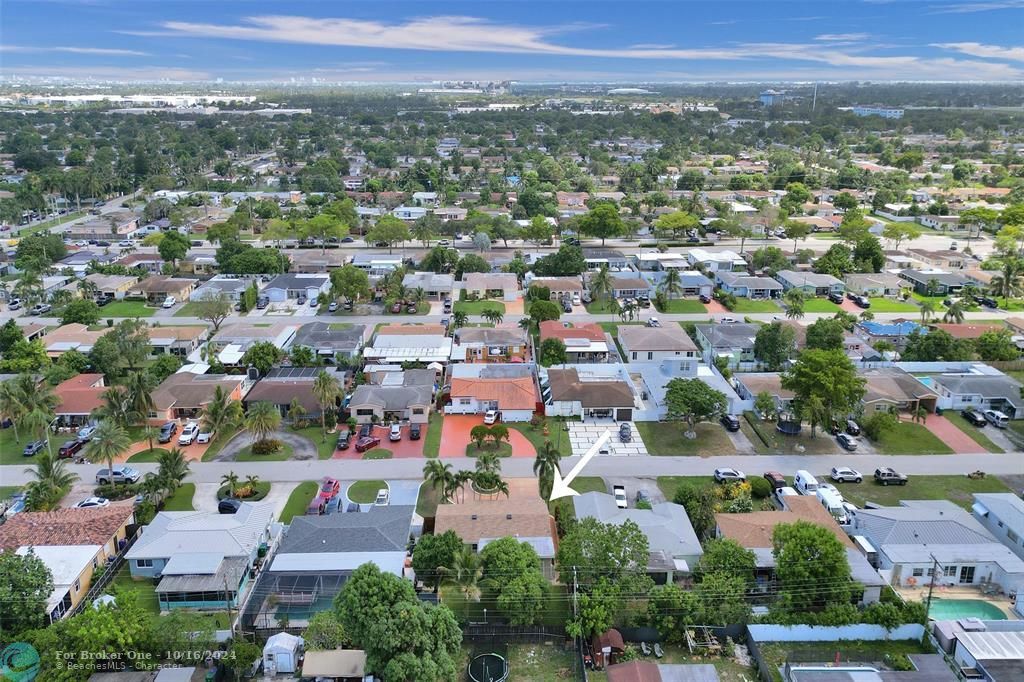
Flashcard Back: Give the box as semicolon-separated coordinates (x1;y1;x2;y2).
747;623;926;643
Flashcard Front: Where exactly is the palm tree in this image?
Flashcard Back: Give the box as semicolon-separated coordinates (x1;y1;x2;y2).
246;401;282;447
926;278;941;297
452;469;474;503
139;472;167;506
475;451;501;476
201;385;244;439
943;300;966;324
142;425;158;453
452;311;469;329
24;451;79;511
124;371;154;426
440;546;484;618
517;317;531;333
660;268;683;301
424;460;455;503
84;421;131;486
990;257;1023;306
312;370;341;437
156;448;190;491
220;471;240;498
95;386;137;427
920;299;937;324
783;289;806;320
481;308;504;326
533;440;562;500
589;265;613;303
0;377;27;443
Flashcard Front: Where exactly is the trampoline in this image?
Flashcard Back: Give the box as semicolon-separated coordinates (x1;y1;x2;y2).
776;420;803;436
467;653;509;682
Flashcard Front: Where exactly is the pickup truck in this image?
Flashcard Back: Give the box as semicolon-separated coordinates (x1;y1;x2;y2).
613;485;628;509
874;467;908;486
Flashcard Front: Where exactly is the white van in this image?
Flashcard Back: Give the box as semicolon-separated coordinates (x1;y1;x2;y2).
794;470;819;495
983;409;1009;429
774;486;799;506
817;489;848;525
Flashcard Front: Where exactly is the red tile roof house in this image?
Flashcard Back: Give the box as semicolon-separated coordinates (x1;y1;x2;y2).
540;320;610;362
54;373;106;428
446;375;539;422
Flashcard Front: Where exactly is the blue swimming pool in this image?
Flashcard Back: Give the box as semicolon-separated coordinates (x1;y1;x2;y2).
928;598;1007;621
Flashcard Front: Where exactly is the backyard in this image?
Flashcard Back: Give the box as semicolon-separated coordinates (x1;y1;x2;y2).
870;421;954;455
441;583;570;627
635;421;736;456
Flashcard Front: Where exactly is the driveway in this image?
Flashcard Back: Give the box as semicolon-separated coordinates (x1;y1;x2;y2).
332;424;425;459
703;299;729;314
212;430;318;462
440;415;536;458
568;422;649;456
193;481;300;518
341;479;421;511
922;414;991;454
604;476;664;505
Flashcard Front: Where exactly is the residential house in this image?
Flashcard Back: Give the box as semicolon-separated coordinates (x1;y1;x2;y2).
150;372;250;423
364;332;453;365
58;250;117;276
114;253;164;273
146;325;208;359
849;500;1024;594
262;274;330;302
608;275;652;299
66;213;139;241
288;249;347;273
433;479;558;578
348;380;432;425
844;273;906;297
288;322;365;360
350;253;404;280
919;215;962;231
907;249;967;270
618;325;699;363
973;493;1024;563
392;205;427;221
199;322;299;366
633;359;743;419
41;323;109;357
446;373;538;422
574;492;702;583
544;366;637;421
0;506;136;622
776;270;844;297
244;367;346;420
525;276;584;300
190;275;253;302
717;496;884;605
856;320;924;351
925;372;1024;419
687;248;746;272
128;275;196;305
179;253;218;276
53;373;106;428
584;249;630;271
861;367;939;415
898;269;970;296
941;619;1024;682
929;323;1005;341
714;271;783;299
452;326;529;363
70;274;137;301
692;323;758;367
434;206;468;221
462;272;519;302
402;271;455;300
734;373;795;414
605;661;720;682
964;269;995;289
540;321;609;362
246;506;415;629
125;503;278;612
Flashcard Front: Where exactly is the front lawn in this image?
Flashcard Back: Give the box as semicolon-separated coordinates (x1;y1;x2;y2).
348;480;387;504
417;482;441;517
162;483;195;511
730;299;780;313
362;448;393;460
944;413;1004;453
741;413;841;454
868;297;918;312
549;476;605;521
509;419;573;457
801;299;840;313
656;476;714;502
290;425;337;459
127;448;170;463
280;481;318;523
839;474;1011;511
100;301;156;318
453;300;506;315
423;413;443;458
657;298;706;313
586;298;619;314
232;441;296;462
173;302;209;318
0;427;42;465
635;421;736;456
870;421;954;455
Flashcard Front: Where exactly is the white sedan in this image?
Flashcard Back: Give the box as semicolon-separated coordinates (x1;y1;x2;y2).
74;497;110;509
830;467;863;483
483;410;500;425
713;468;746;483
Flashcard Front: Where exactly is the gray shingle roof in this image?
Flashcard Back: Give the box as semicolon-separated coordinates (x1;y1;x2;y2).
573;492;702;559
291;322;365;352
279;506;414;553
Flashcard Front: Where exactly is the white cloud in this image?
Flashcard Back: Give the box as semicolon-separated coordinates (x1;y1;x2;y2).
815;33;871;42
929;1;1024;13
0;45;149;56
630;43;676;49
932;42;1024;61
1;65;210;81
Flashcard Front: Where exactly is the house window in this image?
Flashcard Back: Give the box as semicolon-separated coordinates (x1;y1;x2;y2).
632;352;637;360
356;409;374;417
912;568;924;577
412;408;424;415
944;565;957;577
459;398;471;406
998;520;1004;527
1008;529;1020;544
647;352;653;360
136;559;153;568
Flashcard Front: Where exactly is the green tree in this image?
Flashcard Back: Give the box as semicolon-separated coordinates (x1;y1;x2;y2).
698;538;757;582
60;298;101;326
782;349;866;437
539;337;567;367
529;299;562;326
302;611;348;651
157;230;190;266
192;292;233;333
754;391;778;420
330;264;371;303
664;378;728;438
654;210;699;239
578;202;625;245
532;439;562;500
556;517;650;589
523;215;553;246
245;400;282;446
882;222;922;251
302;213;346;253
412;530;463;589
773;520;854;613
694;570;752;626
0;319;24;354
805;318;846;351
813;243;854;278
783;288;806;319
901;329;974;361
0;338;49;373
84;421;131;485
647;584;701;643
240;340;285;375
783;220;811;255
201;385;244;439
481;307;504;325
0;548;54;637
753;322;796;370
366;215;411;253
976;329;1020;361
23;451;79;511
480;537;547;625
312;369;341;436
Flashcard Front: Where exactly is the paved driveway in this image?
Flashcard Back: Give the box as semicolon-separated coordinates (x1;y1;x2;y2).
213;430;318;462
341;479;421;511
703;299;729;314
568;423;649;456
922;414;991;454
332;424;425;459
440;415;536;458
604;476;664;504
193;481;300;517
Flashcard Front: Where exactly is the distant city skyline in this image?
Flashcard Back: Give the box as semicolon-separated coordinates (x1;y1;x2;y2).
1;0;1024;82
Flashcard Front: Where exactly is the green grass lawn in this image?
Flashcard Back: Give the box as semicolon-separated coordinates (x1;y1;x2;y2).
173;302;208;318
290;425;336;459
0;427;41;465
868;297;918;312
100;301;156;318
839;474;1011;511
944;412;1004;453
657;298;706;313
348;480;387;504
635;421;736;456
731;298;781;313
586;299;620;314
441;583;570;627
162;483;195;511
870;421;954;454
423;413;443;458
656;476;713;502
111;564;160;613
200;428;242;462
328;322;354;330
231;441;296;462
362;448;392;460
741;413;841;455
453;300;506;315
597;321;641;335
501;643;577;682
509;419;573;457
465;441;512;457
417;482;440;517
17;211;86;235
127;447;170;463
0;486;22;501
802;299;840;313
279;481;318;523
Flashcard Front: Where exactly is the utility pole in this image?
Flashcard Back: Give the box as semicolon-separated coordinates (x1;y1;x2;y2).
224;575;235;636
572;566;580;677
924;554;940;617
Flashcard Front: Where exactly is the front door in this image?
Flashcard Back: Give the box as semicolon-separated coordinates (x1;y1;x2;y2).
959;566;976;584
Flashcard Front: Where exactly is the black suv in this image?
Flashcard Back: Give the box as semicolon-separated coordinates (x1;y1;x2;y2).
410;423;422;440
158;422;178;443
961;409;987;427
828;292;844;304
337;430;351;450
720;414;740;432
359;423;372;438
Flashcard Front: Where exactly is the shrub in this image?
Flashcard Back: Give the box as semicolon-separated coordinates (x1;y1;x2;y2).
252;439;282;455
94;483;141;500
862;412;899;441
749;476;772;499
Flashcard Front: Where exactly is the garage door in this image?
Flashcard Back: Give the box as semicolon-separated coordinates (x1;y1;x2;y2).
616;408;632;421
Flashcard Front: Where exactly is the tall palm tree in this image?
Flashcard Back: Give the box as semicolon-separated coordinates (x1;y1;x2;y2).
452;311;468;329
24;451;79;511
312;370;341;437
452;469;474;503
18;377;58;456
124;372;154;426
95;386;137;427
990;257;1023;306
0;377;26;443
246;401;282;446
440;546;484;618
533;440;562;500
84;421;131;486
474;451;501;477
156;448;190;491
481;308;504;326
660;268;683;301
783;289;806;320
926;278;941;297
920;299;937;324
201;385;244;438
943;300;966;324
589;265;613;303
424;460;455;503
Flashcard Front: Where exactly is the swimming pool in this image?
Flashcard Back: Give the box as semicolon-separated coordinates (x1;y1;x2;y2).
928;598;1007;621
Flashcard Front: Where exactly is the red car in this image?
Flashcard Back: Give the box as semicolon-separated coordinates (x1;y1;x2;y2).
355;436;381;453
316;477;341;506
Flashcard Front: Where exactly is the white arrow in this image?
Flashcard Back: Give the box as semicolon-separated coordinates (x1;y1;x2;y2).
548;430;613;501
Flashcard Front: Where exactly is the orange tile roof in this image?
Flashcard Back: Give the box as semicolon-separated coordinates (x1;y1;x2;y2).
449;376;537;410
54;373;106;415
0;506;134;550
433;480;554;545
539;320;605;343
376;324;448;336
930;323;1004;340
716;496;854;549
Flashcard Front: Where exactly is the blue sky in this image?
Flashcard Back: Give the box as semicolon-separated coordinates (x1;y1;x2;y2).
2;0;1024;82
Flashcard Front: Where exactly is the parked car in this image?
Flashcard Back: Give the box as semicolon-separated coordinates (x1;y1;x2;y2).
720;414;740;432
8;298;21;310
256;297;269;310
774;486;799;504
713;468;745;483
29;303;51;315
410;423;421;440
828;292;844;304
178;422;199;445
874;467;908;486
218;498;242;514
564;237;581;246
562;301;573;313
296;296;307;306
95;465;141;485
961;409;987;427
483;410;499;425
699;294;711;304
854;295;871;309
406;303;418;314
389;423;402;441
763;471;786;489
793;470;819;495
636;489;651;505
197;429;213;444
845;419;861;436
359;423;372;438
830;467;863;483
619;422;632;442
719;316;738;324
317;477;341;506
613;485;628;509
836;433;859;451
327;301;338;312
158;421;178;443
983;409;1010;428
572;294;582;306
58;439;85;459
23;440;46;457
162;296;176;309
74;497;110;509
390;302;402;314
355;436;380;453
343;299;353;311
645;317;661;327
337;430;351;450
375;488;390;506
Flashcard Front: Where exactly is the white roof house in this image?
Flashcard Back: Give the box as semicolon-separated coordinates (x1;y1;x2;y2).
16;545;98;614
364;334;453;364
